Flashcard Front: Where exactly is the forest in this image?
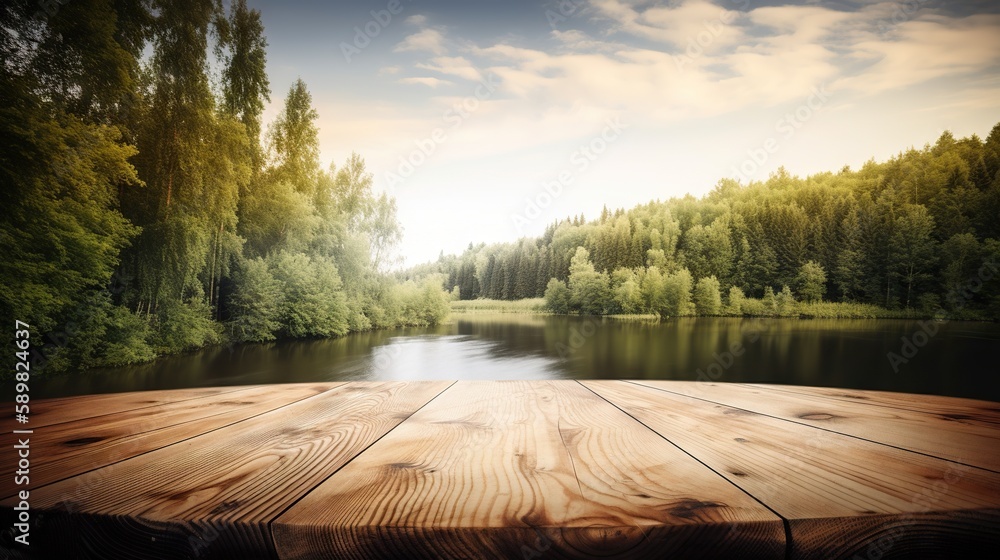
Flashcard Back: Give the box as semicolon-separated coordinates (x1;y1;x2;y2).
1;0;449;375
409;124;1000;320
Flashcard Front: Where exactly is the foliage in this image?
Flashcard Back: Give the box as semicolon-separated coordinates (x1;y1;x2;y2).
796;261;827;303
392;276;451;327
694;276;722;315
426;125;1000;322
543;280;571;314
567;248;610;315
776;285;796;316
1;1;446;377
726;286;745;315
269;252;349;338
154;298;222;354
226;257;283;342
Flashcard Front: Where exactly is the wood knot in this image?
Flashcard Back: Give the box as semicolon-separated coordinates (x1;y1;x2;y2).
210;500;241;514
667;499;724;519
64;437;104;446
799;412;837;421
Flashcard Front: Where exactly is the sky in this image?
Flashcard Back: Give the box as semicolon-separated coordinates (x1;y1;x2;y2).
247;0;1000;267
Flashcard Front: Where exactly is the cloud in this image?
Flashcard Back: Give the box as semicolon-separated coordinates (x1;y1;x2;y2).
415;56;483;81
550;29;628;52
399;76;453;87
461;1;1000;121
836;14;1000;95
310;1;1000;187
591;0;748;50
405;14;427;26
394;28;447;55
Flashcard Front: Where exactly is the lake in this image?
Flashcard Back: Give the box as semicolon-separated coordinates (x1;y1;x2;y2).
35;314;1000;401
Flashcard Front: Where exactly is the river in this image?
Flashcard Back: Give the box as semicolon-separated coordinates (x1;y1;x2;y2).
36;314;1000;401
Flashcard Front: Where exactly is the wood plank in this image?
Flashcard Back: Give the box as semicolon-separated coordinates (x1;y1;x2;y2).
0;383;339;496
273;380;786;560
747;383;1000;424
584;381;1000;560
4;386;251;429
3;381;450;560
630;380;1000;472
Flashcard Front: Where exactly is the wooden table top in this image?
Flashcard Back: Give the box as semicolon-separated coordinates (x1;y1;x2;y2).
2;380;999;559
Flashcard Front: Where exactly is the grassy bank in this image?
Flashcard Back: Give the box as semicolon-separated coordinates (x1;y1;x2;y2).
450;298;547;314
452;297;991;321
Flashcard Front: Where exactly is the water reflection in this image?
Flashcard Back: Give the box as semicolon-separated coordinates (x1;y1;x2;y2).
35;314;1000;402
366;335;565;381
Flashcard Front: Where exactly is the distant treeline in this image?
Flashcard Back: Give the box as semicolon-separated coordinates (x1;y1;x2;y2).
1;0;448;375
409;124;1000;319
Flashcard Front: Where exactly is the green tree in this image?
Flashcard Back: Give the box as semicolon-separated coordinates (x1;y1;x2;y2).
0;115;142;337
726;286;745;315
693;276;722;315
641;267;668;317
393;275;451;326
268;78;320;196
124;0;235;318
776;285;796;316
543;278;570;314
611;267;645;314
939;233;983;308
270;252;349;338
215;0;270;163
567;247;610;315
762;286;777;316
682;218;733;285
889;204;937;308
663;268;694;317
240;81;327;257
28;0;152;125
796;261;827;303
226;257;283;342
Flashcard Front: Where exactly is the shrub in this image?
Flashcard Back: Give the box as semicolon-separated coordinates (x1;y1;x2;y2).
694;276;722;315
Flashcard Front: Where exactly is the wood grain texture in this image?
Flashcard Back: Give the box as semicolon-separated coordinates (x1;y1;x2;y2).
630;380;1000;471
584;381;1000;560
3;386;250;429
0;383;338;497
3;380;999;560
273;380;786;560
2;381;450;560
787;509;1000;560
747;383;1000;424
